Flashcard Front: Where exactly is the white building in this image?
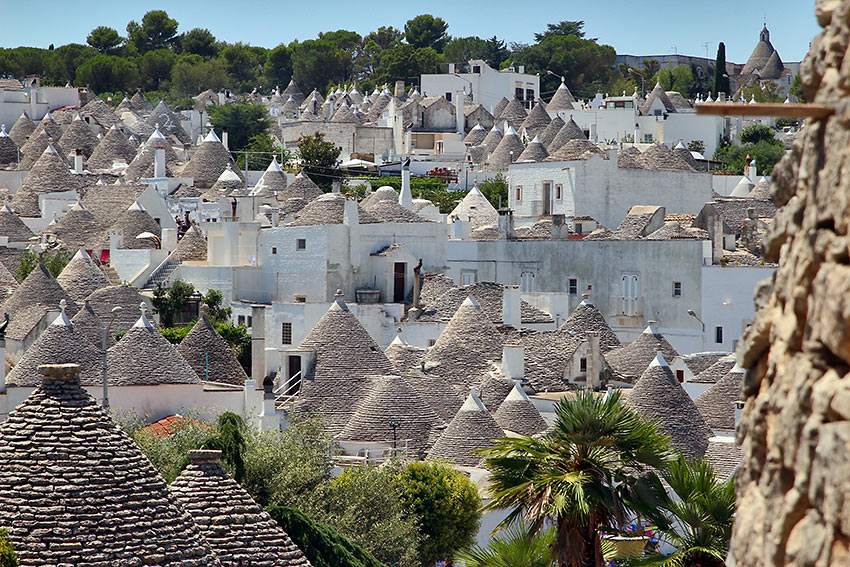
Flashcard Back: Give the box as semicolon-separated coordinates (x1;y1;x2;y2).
421;60;541;113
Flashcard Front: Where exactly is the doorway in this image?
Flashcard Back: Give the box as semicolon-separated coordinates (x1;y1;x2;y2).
285;355;302;395
393;262;406;303
542;182;552;215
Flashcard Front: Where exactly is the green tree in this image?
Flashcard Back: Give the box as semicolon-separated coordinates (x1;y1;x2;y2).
358;27;404;77
456;525;556;567
207;103;270;152
534;20;588;42
687;140;706;155
442;37;487;65
235;131;289;171
175;28;218;58
16;249;71;281
75;54;139;93
713;42;730;97
202;288;231;324
316;465;420;567
127;10;179;53
264;44;293;90
480;174;508;209
170;55;228;97
151;279;195;328
219;43;263;92
741;82;782;103
290;38;349;92
392;461;481;566
86;26;124;55
790;73;806;102
0;47;51;79
267;506;389;567
0;528;17;567
656;65;695;97
482;36;510;70
297;132;341;190
479;389;671;567
712;139;784;175
404;15;450;52
203;412;247;483
631;456;735;567
140;48;176;90
373;44;437;86
46;43;96;85
740;124;776;145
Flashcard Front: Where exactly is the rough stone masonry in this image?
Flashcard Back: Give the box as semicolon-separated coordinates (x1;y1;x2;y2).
731;1;850;565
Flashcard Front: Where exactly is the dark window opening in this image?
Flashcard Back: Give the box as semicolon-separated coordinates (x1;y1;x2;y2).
579;357;587;372
445;92;452;102
281;322;292;345
515;87;524;100
568;278;578;295
472;65;481;74
715;326;723;344
676;370;685;383
271;247;277;254
296;238;306;250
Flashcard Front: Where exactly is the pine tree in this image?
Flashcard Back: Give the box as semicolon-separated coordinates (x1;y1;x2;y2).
714;42;730;97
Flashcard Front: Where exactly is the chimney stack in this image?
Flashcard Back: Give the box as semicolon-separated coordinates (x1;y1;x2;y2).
394;80;406;98
399;158;412;210
222;130;229;150
497;209;515;239
332;179;341;194
456;90;465;134
251;304;266;390
501;344;524;380
74;149;83;174
154;146;166;178
502;285;521;328
586;331;601;389
712;212;724;263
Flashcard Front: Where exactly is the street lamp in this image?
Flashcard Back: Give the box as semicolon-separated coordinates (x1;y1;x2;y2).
102;305;124;409
628;68;645;98
687;309;705;332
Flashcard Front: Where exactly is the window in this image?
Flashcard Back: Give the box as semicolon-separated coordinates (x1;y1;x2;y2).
715;326;723;344
247;316;253;328
520;271;535;292
237;315;245;326
676;370;685;383
672;281;682;297
281;322;292;345
427;338;436;347
575;222;583;233
555;184;563;200
643;134;653;143
515;185;522;201
515;87;524;100
154;217;161;225
525;88;535;103
271;247;277;255
622;274;639;316
568;278;578;295
294;295;307;303
460;270;477;285
445;92;452;102
296;238;306;250
579;357;587;372
472;65;481;74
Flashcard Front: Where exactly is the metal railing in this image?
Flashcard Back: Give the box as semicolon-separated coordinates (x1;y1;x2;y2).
274;370;302;407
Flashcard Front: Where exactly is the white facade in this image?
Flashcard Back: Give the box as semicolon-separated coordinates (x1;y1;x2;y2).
0;84;82;127
700;265;775;352
421;60;541;113
507;153;715;229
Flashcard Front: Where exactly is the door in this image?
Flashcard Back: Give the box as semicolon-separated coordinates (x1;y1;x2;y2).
393;262;406;303
622;274;639;315
286;355;302;395
542;182;552;216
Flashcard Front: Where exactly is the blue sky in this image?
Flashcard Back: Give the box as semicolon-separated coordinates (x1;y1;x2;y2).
1;0;819;63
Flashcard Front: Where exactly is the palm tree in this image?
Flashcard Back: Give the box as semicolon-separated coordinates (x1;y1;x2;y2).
629;456;735;567
478;389;672;567
456;524;556;567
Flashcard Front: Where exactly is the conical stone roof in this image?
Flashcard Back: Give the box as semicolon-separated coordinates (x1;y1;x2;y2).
146;101;191;145
293;295;395;433
170;225;208;261
84;285;152;334
673;141;699;169
742;26;779;77
107;307;200;386
101;201;162;250
17;127;62;170
482;124;503;154
488;126;526;168
547;80;577;111
618;146;643;169
56;249;110;302
0;202;35;242
748;176;771;200
58;114;99;158
558;296;621;352
80;98;122;130
426;391;505;467
626;353;712;459
131;90;154;113
448;184;499;230
1;263;79;341
516;135;548;162
538;114;565;148
476;373;514;411
182;130;244;188
604;322;679;383
124;128;180;180
45;202;106;251
288;193;379;226
177;313;248;385
546;139;605;161
70;299;111;347
339;374;443;458
638;142;694;171
0;125;18;165
385;333;427;374
280;172;323;201
281;79;305;105
87;125;137;170
0;363;220;566
641;83;675;116
402;370;464;422
494;383;548;435
256;156;288;191
6;308;104;386
464;123;488;146
11;144;75;217
492;97;510;118
548;117;587;152
170;450;310;567
520;103;551;138
425;296;504;388
499;99;528;130
695;364;745;431
8;111;35;147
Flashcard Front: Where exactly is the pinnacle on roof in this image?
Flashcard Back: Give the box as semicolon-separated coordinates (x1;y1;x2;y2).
547;78;577;111
177;312;249;385
8;110;35;147
694;363;745;431
1;262;79;341
0;363;220;565
339;374;443;458
426;390;505;467
56;248;110;302
516;135;549;162
558;296;621;352
170;450;311;567
493;382;548;435
182;130;244;188
627;352;712;459
448;184;500;231
548;116;587;152
424;294;504;388
603;321;679;383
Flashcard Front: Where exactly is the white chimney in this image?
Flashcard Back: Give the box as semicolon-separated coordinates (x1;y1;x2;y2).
456;90;465;134
399;160;412;210
734;400;744;427
222;130;229;150
502;285;521;327
154;146;166;178
748;161;757;179
586;331;601;389
450;217;465;240
501;344;524;379
251;305;266;390
448;63;455;74
332;179;341;194
497;209;515;239
271;208;280;227
74;150;83;174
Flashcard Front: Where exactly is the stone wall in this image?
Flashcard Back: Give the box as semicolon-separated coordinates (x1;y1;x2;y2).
731;2;850;565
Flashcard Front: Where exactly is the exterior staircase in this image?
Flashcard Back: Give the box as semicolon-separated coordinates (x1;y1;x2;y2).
141;260;180;292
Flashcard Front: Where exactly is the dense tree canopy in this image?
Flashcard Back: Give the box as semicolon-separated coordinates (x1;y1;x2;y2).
207;103;270;152
404;14;449;52
87;26;124;55
127;10;179;53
